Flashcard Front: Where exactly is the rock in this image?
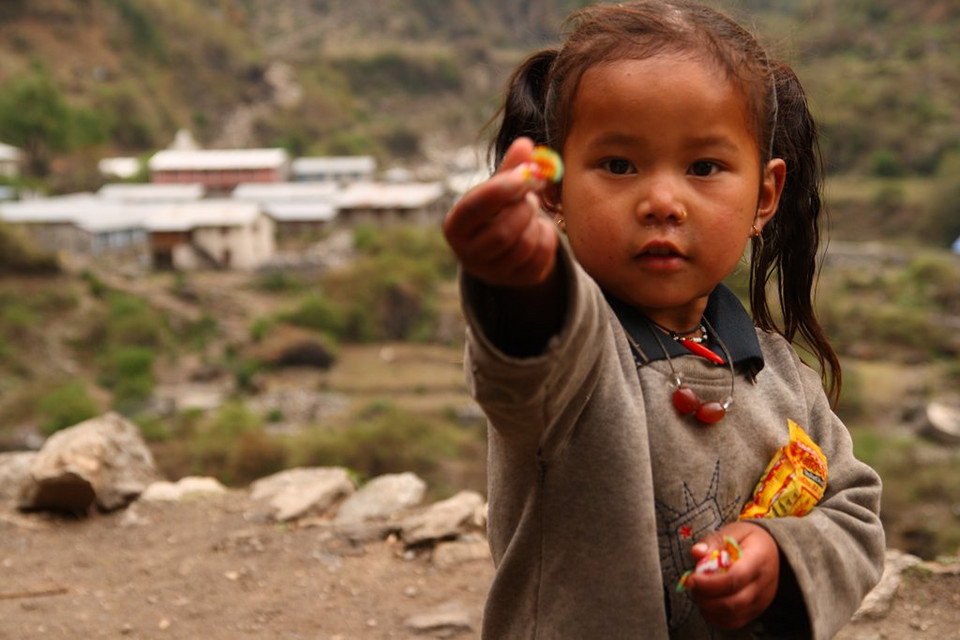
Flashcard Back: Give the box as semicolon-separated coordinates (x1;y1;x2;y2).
852;549;923;621
249;467;354;521
249;325;337;370
399;490;485;547
920;401;960;445
432;536;491;570
140;476;227;502
0;451;37;504
335;472;426;525
404;602;474;637
17;412;161;514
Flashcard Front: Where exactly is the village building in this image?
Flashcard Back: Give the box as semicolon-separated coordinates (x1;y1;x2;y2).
98;183;206;203
145;199;275;271
0;142;22;179
0;194;151;258
334;182;448;226
148;148;290;195
291;156;376;185
98;157;143;180
231;182;338;242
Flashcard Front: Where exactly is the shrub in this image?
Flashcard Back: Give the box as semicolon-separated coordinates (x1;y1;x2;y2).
280;292;348;336
36;381;99;435
98;346;156;408
289;402;460;485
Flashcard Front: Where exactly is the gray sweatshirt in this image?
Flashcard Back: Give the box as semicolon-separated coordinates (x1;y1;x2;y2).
462;245;884;639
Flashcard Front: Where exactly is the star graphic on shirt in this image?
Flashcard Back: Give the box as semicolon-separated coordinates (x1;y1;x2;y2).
655;459;743;631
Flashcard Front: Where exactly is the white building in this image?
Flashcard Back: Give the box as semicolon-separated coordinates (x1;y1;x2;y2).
0;142;22;179
232;181;338;239
149;148;290;193
145;200;275;271
0;194;151;256
98;182;206;203
334;181;448;226
291;156;376;184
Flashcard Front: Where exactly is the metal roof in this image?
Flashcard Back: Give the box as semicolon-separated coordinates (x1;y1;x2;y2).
149;148;289;171
231;182;338;201
291;156;376;175
335;182;445;209
98;183;206;202
145;199;263;232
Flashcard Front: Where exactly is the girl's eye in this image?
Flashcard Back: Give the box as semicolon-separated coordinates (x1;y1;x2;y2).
602;158;635;175
689;161;719;177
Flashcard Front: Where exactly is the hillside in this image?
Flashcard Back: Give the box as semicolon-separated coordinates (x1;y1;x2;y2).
0;1;958;202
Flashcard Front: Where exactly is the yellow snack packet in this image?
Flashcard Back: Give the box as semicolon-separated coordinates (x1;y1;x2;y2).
739;419;827;520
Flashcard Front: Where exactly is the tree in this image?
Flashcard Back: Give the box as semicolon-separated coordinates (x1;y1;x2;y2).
0;65;105;179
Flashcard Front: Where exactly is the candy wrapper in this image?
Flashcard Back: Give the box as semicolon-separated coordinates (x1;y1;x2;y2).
676;536;742;592
739;419;828;520
521;146;564;183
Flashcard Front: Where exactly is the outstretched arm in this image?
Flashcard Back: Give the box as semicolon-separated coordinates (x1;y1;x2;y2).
444;137;565;355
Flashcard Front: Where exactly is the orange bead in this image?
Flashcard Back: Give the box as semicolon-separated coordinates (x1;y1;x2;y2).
696;401;726;424
672;386;700;415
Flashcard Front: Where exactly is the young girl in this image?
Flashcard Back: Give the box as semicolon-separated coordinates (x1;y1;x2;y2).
444;1;885;638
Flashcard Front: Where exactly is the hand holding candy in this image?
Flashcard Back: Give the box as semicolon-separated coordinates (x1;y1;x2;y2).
442;138;560;288
677;536;742;592
682;522;781;630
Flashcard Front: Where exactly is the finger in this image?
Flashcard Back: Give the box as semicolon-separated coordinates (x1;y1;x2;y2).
467;212;558;288
497;136;536;173
444;164;544;242
500;213;558;285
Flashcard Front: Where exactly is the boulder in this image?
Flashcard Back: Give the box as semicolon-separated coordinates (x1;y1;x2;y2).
921;401;960;446
249;467;354;521
18;412;161;514
140;476;228;502
399;490;485;547
335;472;427;525
0;451;37;505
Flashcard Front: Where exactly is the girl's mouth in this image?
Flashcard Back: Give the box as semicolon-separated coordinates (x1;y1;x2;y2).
636;242;686;269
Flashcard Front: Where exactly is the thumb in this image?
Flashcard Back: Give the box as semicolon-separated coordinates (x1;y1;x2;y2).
691;529;728;561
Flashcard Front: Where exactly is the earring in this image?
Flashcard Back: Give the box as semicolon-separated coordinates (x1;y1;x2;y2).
750;224;760;238
555;215;566;231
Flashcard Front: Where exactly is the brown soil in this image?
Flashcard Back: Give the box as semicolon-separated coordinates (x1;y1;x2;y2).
2;491;958;640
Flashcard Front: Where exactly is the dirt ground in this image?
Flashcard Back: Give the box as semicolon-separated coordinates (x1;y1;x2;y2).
1;490;959;640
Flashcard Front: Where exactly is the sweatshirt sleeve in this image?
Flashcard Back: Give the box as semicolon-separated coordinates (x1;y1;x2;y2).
460;239;613;462
750;344;885;640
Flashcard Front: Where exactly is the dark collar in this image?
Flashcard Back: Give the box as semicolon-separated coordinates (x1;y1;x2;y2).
605;284;764;377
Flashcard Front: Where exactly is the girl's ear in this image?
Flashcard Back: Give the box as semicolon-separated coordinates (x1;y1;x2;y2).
541;182;562;215
756;158;786;231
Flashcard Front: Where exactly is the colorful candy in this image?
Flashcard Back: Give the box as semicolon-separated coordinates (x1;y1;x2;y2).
676;536;742;592
521;146;564;183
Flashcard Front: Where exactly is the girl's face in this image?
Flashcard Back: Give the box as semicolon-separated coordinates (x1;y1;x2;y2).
559;54;784;331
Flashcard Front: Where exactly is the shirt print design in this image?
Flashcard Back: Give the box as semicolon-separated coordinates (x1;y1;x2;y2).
655;459;742;631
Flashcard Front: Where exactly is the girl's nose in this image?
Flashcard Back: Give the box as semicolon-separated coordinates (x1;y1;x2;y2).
637;178;687;225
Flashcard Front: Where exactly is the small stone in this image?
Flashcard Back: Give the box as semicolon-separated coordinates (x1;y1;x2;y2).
158;618;171;630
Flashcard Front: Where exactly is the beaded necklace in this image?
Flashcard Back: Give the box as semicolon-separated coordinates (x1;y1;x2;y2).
625;317;736;425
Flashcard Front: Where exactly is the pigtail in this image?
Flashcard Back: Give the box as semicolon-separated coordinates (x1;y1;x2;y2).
489;48;558;169
750;61;842;404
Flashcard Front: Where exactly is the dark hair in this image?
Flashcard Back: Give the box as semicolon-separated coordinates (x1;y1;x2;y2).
489;0;841;402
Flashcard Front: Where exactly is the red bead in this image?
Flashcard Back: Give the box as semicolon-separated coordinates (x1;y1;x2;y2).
672;386;700;415
696;401;726;424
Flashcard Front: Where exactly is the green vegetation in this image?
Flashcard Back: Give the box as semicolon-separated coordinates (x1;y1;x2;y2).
276;225;457;343
36;381;99;436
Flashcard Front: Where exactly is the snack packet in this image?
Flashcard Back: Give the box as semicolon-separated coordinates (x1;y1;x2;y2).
739;419;827;520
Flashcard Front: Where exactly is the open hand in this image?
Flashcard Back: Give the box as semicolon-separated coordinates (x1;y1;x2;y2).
442;137;559;288
683;521;780;629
